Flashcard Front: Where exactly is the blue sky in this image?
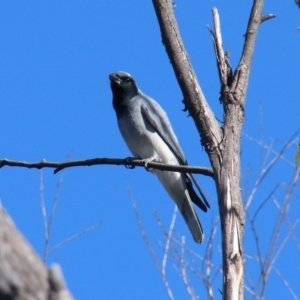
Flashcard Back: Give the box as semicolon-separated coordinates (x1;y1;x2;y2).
0;1;299;299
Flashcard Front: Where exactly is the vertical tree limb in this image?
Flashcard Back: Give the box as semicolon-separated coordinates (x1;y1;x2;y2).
152;0;222;167
152;0;269;299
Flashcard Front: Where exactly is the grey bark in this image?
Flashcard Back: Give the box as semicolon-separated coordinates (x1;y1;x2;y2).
0;205;73;300
152;0;270;299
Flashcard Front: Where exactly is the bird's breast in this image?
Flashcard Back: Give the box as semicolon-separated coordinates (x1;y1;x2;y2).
118;108;178;165
117;102;185;203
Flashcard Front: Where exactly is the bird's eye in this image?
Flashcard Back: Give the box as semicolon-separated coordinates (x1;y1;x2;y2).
125;77;131;83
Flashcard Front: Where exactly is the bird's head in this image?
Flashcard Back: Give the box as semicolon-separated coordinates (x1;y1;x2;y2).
109;72;139;101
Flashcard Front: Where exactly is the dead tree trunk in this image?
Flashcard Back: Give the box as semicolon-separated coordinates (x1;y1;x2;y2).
152;0;273;299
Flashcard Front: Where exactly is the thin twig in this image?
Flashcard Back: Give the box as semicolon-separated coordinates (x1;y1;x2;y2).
252;184;280;222
48;221;102;254
201;215;219;300
44;170;66;260
257;166;299;298
245;130;300;210
272;266;298;300
41;153;71;261
271;221;298;268
261;14;276;23
162;205;178;278
243;133;297;167
153;210;220;298
40;170;49;261
246;185;280;294
178;236;198;300
129;190;175;300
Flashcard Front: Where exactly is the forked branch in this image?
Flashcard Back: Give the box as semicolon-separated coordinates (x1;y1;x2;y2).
152;1;273;300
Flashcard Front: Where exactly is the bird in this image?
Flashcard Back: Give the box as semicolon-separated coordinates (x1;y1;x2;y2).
109;71;210;243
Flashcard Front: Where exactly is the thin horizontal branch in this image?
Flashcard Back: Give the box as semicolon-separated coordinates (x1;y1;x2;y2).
0;157;214;178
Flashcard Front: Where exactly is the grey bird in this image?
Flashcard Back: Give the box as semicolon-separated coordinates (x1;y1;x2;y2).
109;71;210;243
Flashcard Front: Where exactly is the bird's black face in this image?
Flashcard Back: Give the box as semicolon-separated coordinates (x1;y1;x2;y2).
109;72;138;101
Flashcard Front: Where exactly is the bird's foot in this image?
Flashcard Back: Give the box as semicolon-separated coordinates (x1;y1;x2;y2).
142;157;155;171
124;157;135;169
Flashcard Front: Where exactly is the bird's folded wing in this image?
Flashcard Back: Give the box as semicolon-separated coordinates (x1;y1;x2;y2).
140;96;210;210
140;97;187;165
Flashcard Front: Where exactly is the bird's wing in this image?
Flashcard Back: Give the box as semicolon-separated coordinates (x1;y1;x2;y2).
140;93;210;210
139;93;187;165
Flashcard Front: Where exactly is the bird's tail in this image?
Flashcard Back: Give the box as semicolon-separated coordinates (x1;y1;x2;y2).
178;190;204;244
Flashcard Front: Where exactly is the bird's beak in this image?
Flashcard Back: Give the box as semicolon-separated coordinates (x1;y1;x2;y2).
109;73;121;85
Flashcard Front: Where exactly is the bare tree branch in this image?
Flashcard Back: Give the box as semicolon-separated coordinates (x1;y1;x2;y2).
40;170;49;259
207;8;233;102
48;221;102;255
261;14;276;23
272;266;298;300
41;167;66;261
234;0;272;106
152;1;274;299
0;157;214;177
178;237;198;300
129;190;175;300
243;133;297;167
201;216;219;300
162;206;178;280
152;0;223;162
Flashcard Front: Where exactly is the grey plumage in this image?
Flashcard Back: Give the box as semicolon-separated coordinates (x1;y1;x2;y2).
109;71;210;243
